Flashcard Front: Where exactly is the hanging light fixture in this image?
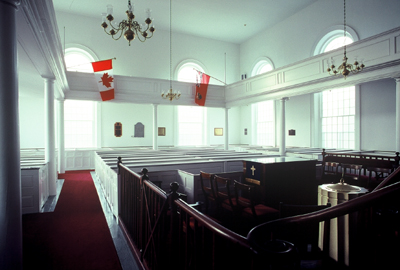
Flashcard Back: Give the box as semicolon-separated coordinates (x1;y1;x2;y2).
161;0;181;101
327;0;365;79
101;0;155;46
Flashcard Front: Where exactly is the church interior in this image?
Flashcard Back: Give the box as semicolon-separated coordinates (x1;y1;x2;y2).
1;0;400;269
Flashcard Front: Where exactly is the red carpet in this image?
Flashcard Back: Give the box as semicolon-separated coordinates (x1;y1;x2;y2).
23;170;122;270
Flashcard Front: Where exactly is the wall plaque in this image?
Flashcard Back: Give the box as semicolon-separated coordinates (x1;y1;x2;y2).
134;122;145;137
114;122;122;137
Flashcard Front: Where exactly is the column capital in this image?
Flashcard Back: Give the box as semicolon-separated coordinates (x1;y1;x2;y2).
42;76;55;82
395;78;400;83
281;97;290;102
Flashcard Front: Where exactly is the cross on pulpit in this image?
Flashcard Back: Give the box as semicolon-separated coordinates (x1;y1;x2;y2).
250;165;256;176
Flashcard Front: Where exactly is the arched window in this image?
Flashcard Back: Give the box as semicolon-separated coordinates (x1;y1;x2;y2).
176;61;205;83
64;44;98;72
313;26;358;55
251;57;274;77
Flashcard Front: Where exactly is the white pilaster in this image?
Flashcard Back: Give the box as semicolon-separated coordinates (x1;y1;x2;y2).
280;97;289;156
153;104;158;150
224;108;229;150
44;77;57;196
396;78;400;153
57;99;65;174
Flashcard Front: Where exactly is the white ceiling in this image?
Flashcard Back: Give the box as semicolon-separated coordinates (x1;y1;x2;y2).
52;0;319;44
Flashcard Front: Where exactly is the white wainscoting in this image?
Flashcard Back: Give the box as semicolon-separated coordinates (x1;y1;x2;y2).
21;164;49;214
65;149;95;171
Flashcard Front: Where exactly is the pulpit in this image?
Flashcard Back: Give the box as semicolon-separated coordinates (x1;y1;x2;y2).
243;157;318;209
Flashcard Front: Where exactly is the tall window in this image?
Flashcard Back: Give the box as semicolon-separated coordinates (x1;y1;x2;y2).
177;106;205;146
315;27;358;149
64;100;96;148
321;87;355;149
176;61;207;146
254;100;274;146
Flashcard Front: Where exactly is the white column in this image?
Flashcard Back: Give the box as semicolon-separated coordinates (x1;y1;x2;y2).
396;78;400;153
44;77;57;196
0;1;22;268
224;108;229;150
153;104;158;150
279;97;289;156
57;99;65;174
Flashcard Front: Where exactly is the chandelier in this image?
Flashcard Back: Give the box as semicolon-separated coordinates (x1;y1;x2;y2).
327;0;365;79
101;0;155;46
161;0;181;101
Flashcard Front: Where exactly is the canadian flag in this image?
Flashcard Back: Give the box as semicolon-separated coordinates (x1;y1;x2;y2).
91;59;115;101
195;71;210;106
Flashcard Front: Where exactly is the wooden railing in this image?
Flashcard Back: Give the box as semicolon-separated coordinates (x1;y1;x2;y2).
117;161;297;270
118;159;400;269
248;166;400;269
322;149;400;170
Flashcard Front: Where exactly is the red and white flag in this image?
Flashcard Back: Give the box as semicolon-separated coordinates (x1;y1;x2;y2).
91;59;115;101
195;71;210;106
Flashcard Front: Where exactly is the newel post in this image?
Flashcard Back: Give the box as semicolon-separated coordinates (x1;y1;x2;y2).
141;168;149;181
169;182;180;258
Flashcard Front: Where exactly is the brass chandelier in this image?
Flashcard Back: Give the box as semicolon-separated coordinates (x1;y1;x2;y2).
101;0;155;46
161;0;181;101
327;0;365;79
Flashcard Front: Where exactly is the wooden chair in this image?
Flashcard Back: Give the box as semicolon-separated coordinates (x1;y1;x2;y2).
233;180;279;223
367;166;393;190
278;202;331;264
199;171;217;213
321;161;341;184
341;163;366;186
213;175;236;215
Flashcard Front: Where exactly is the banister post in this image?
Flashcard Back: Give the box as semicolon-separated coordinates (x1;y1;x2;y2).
117;156;122;217
141;168;149;180
117;156;122;175
169;182;180;262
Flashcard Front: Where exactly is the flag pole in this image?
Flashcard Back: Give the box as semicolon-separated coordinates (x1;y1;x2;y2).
67;58;117;69
193;68;227;85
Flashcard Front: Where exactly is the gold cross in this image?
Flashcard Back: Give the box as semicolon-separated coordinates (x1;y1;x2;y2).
250;165;256;176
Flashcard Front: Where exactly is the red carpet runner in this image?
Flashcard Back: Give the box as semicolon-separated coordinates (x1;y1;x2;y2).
23;170;122;270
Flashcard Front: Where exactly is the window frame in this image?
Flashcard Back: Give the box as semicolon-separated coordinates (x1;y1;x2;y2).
251;57;274;77
312;25;359;56
64;100;97;149
64;44;99;72
252;100;275;146
175;60;207;83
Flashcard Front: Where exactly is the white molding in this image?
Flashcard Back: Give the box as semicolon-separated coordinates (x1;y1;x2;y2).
18;0;68;99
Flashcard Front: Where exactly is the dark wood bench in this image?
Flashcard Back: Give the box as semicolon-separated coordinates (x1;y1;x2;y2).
321;149;399;189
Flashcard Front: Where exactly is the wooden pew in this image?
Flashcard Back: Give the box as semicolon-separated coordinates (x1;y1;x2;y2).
321;149;399;189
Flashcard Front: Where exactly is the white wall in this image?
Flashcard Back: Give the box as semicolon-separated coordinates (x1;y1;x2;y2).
55;11;240;85
360;79;396;151
100;102;153;147
19;94;45;148
285;94;312;148
239;0;400;77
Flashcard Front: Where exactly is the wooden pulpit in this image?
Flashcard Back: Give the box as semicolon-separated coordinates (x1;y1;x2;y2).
243;157;318;209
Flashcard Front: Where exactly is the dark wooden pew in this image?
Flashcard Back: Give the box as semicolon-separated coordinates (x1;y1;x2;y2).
320;149;399;189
